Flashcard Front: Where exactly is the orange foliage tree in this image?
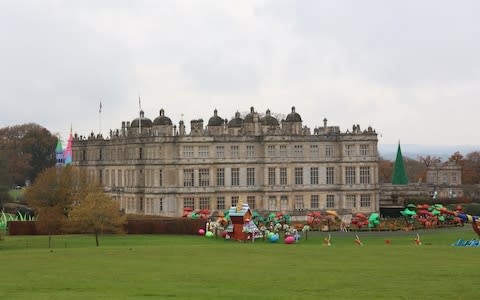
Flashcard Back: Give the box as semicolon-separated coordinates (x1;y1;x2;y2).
67;188;126;247
25;166;90;247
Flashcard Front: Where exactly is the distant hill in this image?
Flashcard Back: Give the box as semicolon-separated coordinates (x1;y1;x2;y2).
379;144;480;161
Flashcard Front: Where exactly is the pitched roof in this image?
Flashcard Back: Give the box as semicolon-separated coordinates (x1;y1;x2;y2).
228;202;251;217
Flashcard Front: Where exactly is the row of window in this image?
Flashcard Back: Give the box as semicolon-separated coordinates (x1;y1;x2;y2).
183;168;256;187
124;197;164;214
183;144;371;159
426;172;459;185
181;194;372;211
79;143;373;161
100;166;371;188
121;193;372;214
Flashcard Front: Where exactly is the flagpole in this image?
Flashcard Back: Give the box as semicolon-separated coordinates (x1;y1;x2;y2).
99;100;102;135
138;96;142;134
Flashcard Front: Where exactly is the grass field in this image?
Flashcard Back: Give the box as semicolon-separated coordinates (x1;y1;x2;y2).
0;228;478;299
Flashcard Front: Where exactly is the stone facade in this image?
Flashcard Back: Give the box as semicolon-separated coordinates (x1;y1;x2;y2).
72;107;380;217
380;162;463;210
426;161;462;186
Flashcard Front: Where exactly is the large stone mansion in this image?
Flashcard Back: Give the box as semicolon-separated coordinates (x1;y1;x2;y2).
72;106;380;217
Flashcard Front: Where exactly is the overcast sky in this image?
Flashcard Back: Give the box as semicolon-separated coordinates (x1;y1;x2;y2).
1;0;479;146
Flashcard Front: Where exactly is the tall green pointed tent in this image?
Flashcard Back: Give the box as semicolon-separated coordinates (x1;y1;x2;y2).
391;143;409;185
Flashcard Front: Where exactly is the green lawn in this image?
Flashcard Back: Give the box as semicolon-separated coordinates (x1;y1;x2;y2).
0;228;478;300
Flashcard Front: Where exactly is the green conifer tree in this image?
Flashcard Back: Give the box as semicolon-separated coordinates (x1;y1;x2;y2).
392;143;409;185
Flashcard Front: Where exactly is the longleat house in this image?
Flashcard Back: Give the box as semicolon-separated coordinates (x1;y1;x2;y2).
72;106;380;217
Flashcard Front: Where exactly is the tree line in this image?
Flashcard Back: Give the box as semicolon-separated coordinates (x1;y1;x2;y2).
379;151;480;186
0;123;58;204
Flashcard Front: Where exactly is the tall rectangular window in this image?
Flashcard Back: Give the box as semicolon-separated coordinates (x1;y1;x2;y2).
216;168;225;186
183;197;194;210
216;197;225;210
267;145;276;157
157;146;162;159
231;145;239;158
360;144;369;156
231;196;239;207
99;170;103;185
345;144;355;156
183;169;194;187
158;169;163;187
310;144;319;157
268;167;276;185
345;167;356;185
183;146;194;158
310;167;319;185
198;146;209;158
295;167;303;185
310;195;319;209
268;196;277;211
246;145;255;158
118;170;122;186
105;170;109;186
199;197;210;209
326;167;335;184
247;168;255;186
325;145;334;158
216;146;225;158
346;194;356;208
247;196;256;210
199;168;210;187
145;198;152;214
280;145;287;157
280;168;287;185
360;167;371;184
159;198;163;212
360;194;371;207
280;195;288;210
144;170;150;187
294;195;304;210
111;170;116;187
231;168;240;186
294;145;303;158
326;195;335;208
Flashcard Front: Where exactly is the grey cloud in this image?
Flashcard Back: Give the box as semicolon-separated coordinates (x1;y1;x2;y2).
261;0;480;86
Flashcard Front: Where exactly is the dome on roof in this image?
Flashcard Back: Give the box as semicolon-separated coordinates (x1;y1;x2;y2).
228;111;244;128
131;110;153;128
260;109;279;126
208;109;224;126
285;106;302;122
153;109;172;126
244;106;256;123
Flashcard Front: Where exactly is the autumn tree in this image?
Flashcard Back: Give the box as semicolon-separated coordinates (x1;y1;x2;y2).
448;151;464;164
419;155;441;168
0;123;57;186
21;126;57;182
67;188;126;247
463;151;480;185
404;157;427;183
378;157;393;183
0;151;12;206
25;166;90;247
